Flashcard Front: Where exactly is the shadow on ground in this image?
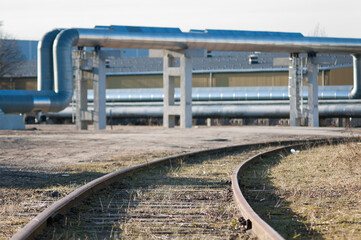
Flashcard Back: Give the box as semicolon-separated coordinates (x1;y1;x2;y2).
238;153;325;239
0;167;104;190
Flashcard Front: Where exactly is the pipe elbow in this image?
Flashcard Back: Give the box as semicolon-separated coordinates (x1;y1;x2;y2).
349;88;361;99
49;91;73;112
350;54;361;99
54;29;79;49
47;29;79;112
37;29;61;91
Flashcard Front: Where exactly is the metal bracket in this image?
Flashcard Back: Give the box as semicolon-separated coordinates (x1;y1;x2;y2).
149;49;207;58
73;51;94;71
80;110;93;121
274;56;336;67
99;50;122;59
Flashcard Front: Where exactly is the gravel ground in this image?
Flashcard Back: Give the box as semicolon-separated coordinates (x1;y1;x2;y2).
0;124;360;238
0;124;359;170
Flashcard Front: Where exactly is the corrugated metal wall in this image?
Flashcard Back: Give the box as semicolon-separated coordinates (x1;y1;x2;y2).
0;77;37;90
0;67;353;90
329;67;353;85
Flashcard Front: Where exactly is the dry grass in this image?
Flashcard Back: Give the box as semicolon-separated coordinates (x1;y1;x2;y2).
62;151;177;174
269;142;361;239
0;151;175;240
0;169;82;239
7;141;359;239
37;149;272;239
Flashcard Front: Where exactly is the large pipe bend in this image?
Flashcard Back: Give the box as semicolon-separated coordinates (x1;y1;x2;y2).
350;54;361;99
48;29;79;112
0;29;80;113
37;29;61;91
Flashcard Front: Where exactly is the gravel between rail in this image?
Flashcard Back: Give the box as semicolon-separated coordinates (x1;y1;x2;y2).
1;125;360;239
37;146;278;239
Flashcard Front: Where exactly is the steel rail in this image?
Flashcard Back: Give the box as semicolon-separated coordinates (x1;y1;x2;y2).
231;145;302;240
10;137;356;240
230;139;359;239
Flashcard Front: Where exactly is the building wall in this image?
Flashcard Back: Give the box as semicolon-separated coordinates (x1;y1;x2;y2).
106;75;163;88
106;74;212;88
329;67;353;85
0;77;37;90
0;67;353;90
213;72;289;87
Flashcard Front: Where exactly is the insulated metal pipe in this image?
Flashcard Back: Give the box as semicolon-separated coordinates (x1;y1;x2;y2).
46;100;361;118
0;90;56;113
0;29;78;113
37;29;60;91
76;28;361;54
2;26;361;114
350;54;361;99
83;86;352;102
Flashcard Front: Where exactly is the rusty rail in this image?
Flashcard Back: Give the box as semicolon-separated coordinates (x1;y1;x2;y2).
230;138;358;239
11;137;356;239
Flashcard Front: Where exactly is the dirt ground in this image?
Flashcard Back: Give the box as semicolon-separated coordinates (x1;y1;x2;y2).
0;124;360;238
0;124;360;170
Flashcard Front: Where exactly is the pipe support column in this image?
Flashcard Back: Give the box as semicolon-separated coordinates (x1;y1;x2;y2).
180;53;192;128
163;52;176;127
74;50;90;130
306;55;319;127
93;48;107;130
289;53;302;126
163;50;192;128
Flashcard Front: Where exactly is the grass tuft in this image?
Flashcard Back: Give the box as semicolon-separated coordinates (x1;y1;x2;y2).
269;142;361;239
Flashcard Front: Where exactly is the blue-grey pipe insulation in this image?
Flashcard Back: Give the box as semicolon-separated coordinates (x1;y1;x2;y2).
351;54;361;98
46;100;361;118
1;25;361;115
83;86;352;103
37;29;61;91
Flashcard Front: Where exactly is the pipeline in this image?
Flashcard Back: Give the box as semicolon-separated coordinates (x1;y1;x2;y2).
83;86;352;102
37;29;61;91
351;54;361;98
46;100;361;118
0;29;77;113
2;25;361;114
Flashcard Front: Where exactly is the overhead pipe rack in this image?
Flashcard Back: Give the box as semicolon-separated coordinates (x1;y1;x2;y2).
1;25;361;129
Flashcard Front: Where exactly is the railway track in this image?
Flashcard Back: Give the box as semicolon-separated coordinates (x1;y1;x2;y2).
11;138;354;240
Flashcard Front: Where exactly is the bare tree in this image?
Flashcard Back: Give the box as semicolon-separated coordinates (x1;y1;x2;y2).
309;23;327;37
0;24;25;77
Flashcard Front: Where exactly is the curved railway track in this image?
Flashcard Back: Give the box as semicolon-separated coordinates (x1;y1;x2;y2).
11;138;356;240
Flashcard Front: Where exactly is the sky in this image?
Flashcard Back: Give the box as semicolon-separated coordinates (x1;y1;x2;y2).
1;0;361;40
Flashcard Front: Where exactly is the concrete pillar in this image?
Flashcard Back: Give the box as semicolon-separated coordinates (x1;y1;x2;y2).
74;50;89;130
180;54;192;128
163;50;192;128
289;53;302;126
163;53;176;128
93;48;107;130
306;55;319;127
74;49;113;131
